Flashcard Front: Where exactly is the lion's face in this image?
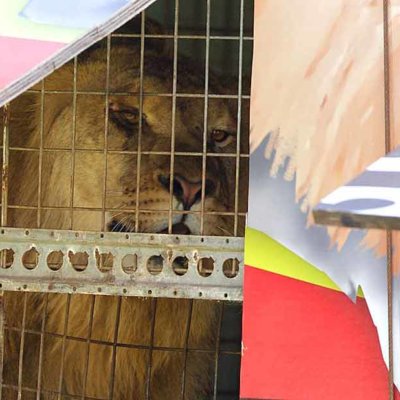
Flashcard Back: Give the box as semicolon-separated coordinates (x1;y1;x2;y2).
8;45;248;236
106;93;241;235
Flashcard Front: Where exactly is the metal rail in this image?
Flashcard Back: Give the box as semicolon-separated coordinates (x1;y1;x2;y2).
0;228;243;301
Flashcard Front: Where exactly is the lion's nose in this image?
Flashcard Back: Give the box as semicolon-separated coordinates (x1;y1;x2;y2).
158;175;216;210
174;176;202;210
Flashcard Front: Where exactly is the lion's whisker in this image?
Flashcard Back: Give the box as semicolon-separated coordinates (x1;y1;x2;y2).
111;216;126;232
109;211;126;221
111;214;133;232
216;226;233;236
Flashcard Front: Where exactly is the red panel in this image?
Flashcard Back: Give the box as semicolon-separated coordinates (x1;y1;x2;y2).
0;36;64;90
241;266;398;400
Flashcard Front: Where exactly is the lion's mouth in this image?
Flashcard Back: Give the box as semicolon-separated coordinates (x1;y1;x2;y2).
157;222;191;235
107;220;191;235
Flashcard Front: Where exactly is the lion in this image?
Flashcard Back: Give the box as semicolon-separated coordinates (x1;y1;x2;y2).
1;34;248;399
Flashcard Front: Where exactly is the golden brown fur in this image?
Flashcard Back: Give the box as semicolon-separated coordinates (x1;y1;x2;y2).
2;39;247;399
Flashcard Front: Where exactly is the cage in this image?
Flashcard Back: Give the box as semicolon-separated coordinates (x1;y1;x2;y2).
0;0;253;399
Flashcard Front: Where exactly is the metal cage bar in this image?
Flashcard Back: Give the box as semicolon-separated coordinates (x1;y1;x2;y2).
101;36;113;232
233;0;245;237
0;103;9;400
179;299;193;399
134;10;146;234
2;104;10;227
24;89;251;98
199;0;211;236
35;293;49;400
108;296;122;400
37;82;45;228
16;294;27;400
81;295;96;399
69;58;79;231
383;0;394;398
57;294;72;399
167;0;180;234
144;298;157;400
212;302;223;400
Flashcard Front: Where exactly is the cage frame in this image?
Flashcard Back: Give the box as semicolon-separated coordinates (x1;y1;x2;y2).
0;0;253;398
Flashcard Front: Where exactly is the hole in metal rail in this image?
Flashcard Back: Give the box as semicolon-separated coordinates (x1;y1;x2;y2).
95;249;114;272
147;255;163;275
22;247;39;270
223;258;240;278
121;254;138;274
197;257;214;277
172;256;189;276
47;251;64;271
0;249;14;269
68;251;89;272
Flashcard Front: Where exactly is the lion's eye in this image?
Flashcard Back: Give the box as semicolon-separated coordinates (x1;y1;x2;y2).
118;108;145;127
211;129;231;146
109;104;146;131
121;109;140;125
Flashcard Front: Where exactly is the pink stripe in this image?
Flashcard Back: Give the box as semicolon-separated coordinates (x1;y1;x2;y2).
0;36;65;90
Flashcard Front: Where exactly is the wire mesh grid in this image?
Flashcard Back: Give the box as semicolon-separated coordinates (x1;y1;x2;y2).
0;0;251;237
0;0;253;398
1;292;242;399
